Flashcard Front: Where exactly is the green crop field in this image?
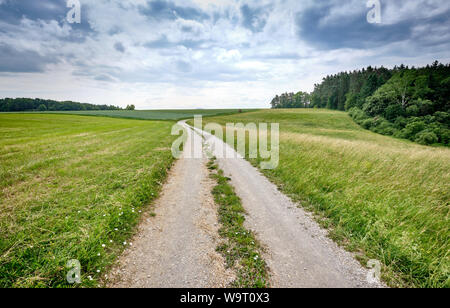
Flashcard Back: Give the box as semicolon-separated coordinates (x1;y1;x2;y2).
0;114;177;287
199;109;450;288
42;109;257;121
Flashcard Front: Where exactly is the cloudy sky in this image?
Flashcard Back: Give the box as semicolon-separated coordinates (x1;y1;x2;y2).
0;0;449;109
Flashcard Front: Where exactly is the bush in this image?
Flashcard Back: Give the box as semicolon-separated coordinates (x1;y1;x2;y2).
385;104;404;121
416;99;434;116
348;107;368;123
441;129;450;145
375;120;396;135
403;121;426;140
349;103;448;147
415;130;439;145
361;118;375;129
434;111;449;125
394;116;408;129
406;105;419;117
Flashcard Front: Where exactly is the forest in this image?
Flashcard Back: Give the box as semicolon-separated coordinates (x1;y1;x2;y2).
0;98;121;112
271;62;450;146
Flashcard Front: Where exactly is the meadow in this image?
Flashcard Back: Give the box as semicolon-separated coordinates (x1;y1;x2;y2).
200;109;450;288
0;114;177;287
44;109;256;121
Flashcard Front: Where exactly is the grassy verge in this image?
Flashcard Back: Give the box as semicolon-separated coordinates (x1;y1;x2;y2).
200;109;449;288
207;158;269;288
0;114;177;287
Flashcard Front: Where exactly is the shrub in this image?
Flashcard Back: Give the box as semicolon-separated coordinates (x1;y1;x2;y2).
442;129;450;145
361;118;375;129
403;121;426;140
415;130;439;145
394;116;408;129
385;104;404;121
348;107;368;123
406;105;419;117
422;115;436;124
375;120;396;136
416;99;434;116
394;130;407;139
434;111;449;125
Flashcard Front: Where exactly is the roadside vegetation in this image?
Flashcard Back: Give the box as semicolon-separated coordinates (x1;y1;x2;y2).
202;109;450;288
271;62;450;146
0;114;177;287
208;159;269;288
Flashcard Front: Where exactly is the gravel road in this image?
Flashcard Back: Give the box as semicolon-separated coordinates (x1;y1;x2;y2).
193;124;385;288
108;125;234;288
109;122;384;288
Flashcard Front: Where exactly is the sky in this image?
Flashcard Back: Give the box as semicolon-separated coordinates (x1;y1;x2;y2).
0;0;449;109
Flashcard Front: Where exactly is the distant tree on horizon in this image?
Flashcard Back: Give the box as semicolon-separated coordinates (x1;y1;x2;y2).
0;98;122;112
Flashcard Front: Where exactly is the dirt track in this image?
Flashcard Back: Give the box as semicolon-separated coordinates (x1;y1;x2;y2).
193;124;384;288
109;123;384;288
108;125;233;288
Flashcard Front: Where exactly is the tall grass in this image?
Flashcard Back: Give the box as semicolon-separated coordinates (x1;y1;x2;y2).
201;109;449;288
0;114;177;287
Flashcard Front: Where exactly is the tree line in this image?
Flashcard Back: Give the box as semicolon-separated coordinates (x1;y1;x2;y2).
270;61;450;146
270;91;311;109
0;98;122;112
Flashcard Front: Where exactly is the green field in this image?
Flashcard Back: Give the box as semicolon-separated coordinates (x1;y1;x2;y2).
0;114;177;287
42;109;256;121
200;109;450;288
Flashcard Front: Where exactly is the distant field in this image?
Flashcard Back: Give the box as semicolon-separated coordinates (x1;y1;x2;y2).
41;109;257;121
0;114;177;287
200;109;450;288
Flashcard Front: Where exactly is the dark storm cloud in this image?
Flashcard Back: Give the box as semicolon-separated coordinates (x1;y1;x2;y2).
139;0;209;21
295;1;450;50
0;44;57;73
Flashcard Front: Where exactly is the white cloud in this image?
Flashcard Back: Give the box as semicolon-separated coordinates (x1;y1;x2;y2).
0;0;449;109
217;49;242;63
